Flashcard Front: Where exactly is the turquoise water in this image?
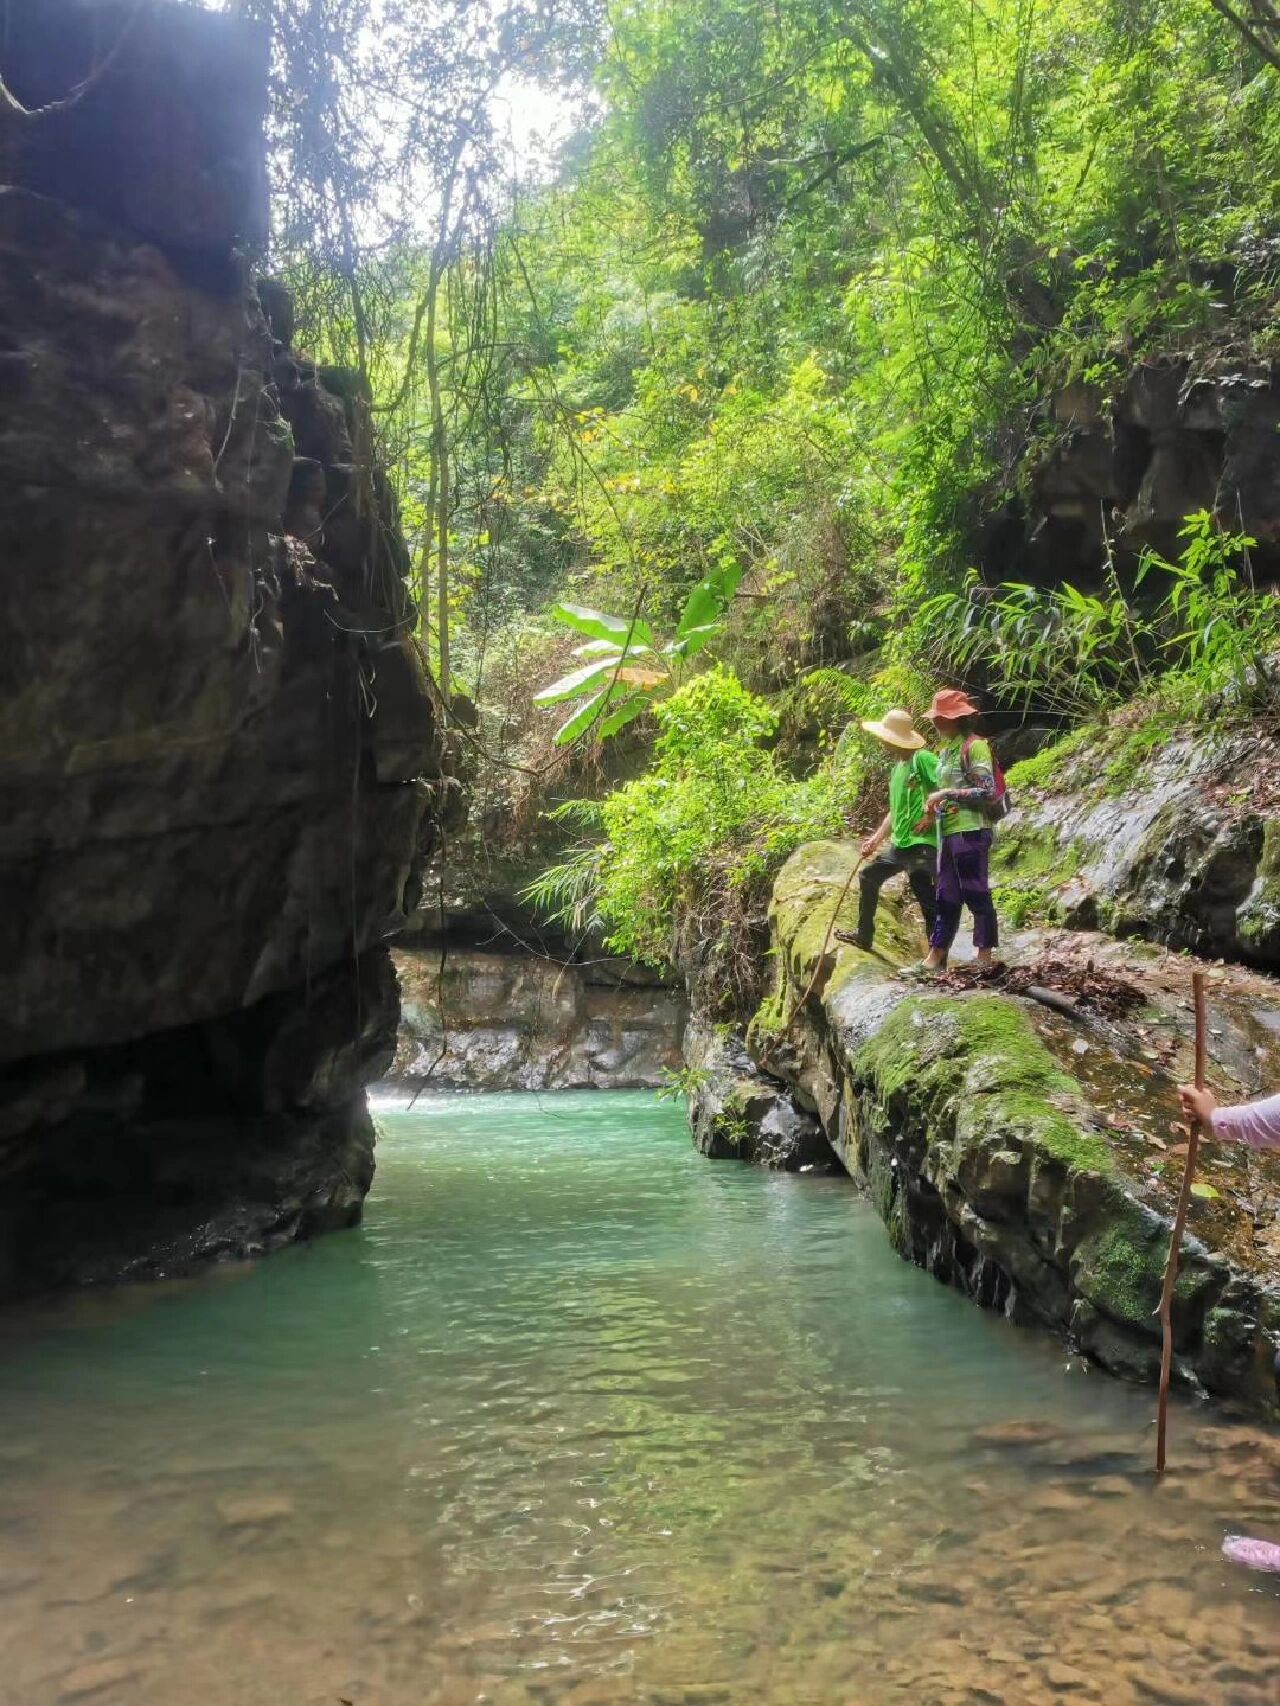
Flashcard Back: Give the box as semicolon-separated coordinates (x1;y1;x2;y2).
0;1090;1276;1705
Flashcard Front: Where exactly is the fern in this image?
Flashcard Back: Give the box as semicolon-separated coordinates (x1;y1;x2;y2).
546;797;607;831
800;667;873;723
520;843;605;933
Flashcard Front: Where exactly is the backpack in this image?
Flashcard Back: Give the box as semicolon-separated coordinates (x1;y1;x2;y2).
963;735;1011;823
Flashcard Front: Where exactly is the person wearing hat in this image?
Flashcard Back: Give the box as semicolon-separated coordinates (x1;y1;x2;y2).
854;708;939;951
916;688;999;974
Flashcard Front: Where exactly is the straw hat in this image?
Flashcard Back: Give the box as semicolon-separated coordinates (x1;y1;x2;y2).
860;707;925;752
928;687;981;721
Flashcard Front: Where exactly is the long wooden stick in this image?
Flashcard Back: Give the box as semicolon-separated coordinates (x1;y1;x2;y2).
784;850;866;1031
1155;969;1207;1475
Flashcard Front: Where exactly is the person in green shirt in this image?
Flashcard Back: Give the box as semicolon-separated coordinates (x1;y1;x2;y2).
854;708;939;951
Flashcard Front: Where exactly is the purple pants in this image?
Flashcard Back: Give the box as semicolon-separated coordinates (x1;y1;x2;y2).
930;828;998;954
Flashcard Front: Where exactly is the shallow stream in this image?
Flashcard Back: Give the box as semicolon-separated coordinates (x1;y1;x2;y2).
1;1092;1277;1704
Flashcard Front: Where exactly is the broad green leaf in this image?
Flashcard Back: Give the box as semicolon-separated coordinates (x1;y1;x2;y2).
666;623;724;660
572;639;626;659
1190;1181;1221;1201
554;688;609;745
553;601;655;650
677;580;726;636
717;562;744;601
597;693;649;738
534;658;622;706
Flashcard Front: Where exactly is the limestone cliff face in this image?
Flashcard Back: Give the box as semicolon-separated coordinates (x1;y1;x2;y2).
983;359;1280;589
390;946;685;1092
0;1;446;1294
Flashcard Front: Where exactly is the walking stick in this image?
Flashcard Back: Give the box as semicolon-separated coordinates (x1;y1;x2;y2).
1155;969;1207;1476
784;849;866;1031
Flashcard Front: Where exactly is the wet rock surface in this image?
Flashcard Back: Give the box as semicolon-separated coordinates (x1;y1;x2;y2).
389;948;686;1091
682;1013;833;1170
0;7;445;1293
997;723;1280;970
754;841;1280;1411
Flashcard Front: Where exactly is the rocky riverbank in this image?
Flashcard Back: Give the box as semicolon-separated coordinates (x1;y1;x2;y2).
691;838;1280;1413
389;947;685;1091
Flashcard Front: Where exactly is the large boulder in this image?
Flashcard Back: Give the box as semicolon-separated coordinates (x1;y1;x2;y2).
744;841;1280;1412
993;723;1279;969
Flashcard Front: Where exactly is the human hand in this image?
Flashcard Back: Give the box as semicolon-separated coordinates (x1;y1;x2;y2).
860;834;879;858
924;791;947;815
1178;1085;1218;1128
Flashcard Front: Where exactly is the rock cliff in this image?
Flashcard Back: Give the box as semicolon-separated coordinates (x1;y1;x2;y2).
390;946;686;1091
983;359;1280;589
0;1;446;1294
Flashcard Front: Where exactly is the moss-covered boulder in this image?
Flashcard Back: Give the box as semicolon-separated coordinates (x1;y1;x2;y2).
744;840;1280;1414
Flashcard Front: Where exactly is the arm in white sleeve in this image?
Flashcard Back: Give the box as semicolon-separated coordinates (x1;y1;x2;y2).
1211;1093;1280;1150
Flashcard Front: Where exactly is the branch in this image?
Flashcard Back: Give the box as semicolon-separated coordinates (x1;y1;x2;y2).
1206;0;1280;71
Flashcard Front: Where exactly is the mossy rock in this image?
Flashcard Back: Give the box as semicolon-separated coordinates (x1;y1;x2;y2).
769;839;923;1005
855;995;1114;1178
1236;818;1280;958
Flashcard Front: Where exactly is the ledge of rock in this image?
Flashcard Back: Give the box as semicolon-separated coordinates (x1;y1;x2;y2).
743;841;1280;1413
996;723;1280;968
0;4;447;1295
683;1013;832;1170
388;947;686;1091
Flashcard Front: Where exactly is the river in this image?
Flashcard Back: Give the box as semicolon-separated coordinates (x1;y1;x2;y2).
0;1091;1276;1704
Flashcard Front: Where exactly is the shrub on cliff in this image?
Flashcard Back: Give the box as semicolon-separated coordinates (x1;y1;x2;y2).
526;666;878;1004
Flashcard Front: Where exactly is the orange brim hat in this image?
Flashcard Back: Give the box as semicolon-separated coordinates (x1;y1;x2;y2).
928;688;981;721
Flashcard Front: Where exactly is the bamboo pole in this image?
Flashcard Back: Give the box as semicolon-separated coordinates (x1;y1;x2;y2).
1155;970;1207;1476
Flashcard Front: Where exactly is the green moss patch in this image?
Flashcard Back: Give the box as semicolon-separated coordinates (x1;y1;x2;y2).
855;995;1115;1177
1005;728;1092;795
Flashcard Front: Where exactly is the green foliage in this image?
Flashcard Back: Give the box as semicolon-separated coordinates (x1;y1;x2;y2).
656;1064;713;1102
527;667;872;996
1137;512;1280;706
921;515;1280;722
532;564;742;743
520;842;605;934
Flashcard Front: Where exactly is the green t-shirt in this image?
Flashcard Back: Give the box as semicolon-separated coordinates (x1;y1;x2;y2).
936;737;993;836
889;749;939;849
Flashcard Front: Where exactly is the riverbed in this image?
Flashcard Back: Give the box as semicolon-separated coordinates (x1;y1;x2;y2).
0;1091;1276;1704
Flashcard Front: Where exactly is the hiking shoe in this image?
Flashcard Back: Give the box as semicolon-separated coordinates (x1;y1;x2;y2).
835;928;875;952
900;960;944;981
